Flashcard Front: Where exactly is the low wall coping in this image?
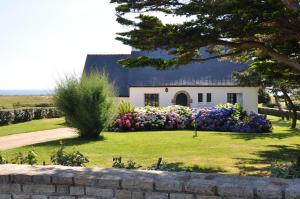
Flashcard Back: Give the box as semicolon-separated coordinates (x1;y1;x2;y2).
0;164;300;199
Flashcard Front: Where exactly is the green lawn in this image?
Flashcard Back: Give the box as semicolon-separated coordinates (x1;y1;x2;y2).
0;95;53;109
2;116;300;176
0;118;65;137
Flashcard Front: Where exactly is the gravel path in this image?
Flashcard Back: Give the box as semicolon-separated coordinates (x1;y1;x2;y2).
0;128;78;150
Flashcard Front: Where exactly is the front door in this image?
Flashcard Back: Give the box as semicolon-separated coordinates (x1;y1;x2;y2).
176;93;188;106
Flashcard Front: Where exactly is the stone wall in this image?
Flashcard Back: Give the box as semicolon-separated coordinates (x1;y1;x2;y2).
0;164;299;199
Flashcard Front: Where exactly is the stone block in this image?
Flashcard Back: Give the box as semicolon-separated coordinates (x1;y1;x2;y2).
49;197;75;199
122;177;153;191
285;183;300;199
218;183;254;198
196;196;221;199
132;191;144;199
170;193;193;199
23;184;55;194
0;176;9;184
155;179;182;192
12;195;31;199
56;185;69;194
145;192;168;199
0;184;21;193
85;187;114;198
97;175;121;188
32;195;48;199
70;186;85;195
74;176;97;186
0;194;11;199
33;175;51;184
185;179;217;195
52;176;73;185
10;175;32;184
115;190;131;199
256;185;283;199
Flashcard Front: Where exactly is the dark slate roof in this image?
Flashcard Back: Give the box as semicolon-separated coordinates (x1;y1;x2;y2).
83;49;248;97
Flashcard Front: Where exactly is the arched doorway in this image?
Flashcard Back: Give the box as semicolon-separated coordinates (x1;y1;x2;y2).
175;93;188;106
172;90;192;107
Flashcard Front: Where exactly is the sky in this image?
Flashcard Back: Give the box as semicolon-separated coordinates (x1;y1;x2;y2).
0;0;131;90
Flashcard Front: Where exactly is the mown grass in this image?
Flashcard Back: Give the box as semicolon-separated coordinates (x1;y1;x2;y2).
0;95;53;109
0;118;65;137
2;116;300;176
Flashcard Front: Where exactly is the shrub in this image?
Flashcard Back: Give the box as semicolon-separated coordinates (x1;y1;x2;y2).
270;161;300;179
135;106;166;130
111;105;272;133
258;88;271;104
0;107;62;126
0;110;14;125
233;113;272;133
46;108;63;118
51;141;89;166
193;107;239;132
11;150;38;165
33;108;48;119
13;109;34;123
54;73;116;139
118;101;135;116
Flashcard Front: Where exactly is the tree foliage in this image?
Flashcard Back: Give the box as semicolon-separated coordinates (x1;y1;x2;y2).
233;59;300;128
111;0;300;71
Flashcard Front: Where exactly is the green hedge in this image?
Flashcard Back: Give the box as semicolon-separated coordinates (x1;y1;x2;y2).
258;107;300;120
0;107;63;126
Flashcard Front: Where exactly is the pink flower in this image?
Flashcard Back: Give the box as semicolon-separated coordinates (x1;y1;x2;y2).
126;120;131;128
116;119;122;125
135;122;141;128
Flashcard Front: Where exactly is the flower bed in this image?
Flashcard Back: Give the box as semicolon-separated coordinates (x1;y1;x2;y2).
110;104;272;133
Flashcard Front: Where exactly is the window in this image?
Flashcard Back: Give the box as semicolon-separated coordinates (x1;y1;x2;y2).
206;93;212;102
198;93;203;102
227;93;237;104
144;94;159;106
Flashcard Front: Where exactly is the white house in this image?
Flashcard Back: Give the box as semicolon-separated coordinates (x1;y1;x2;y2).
83;49;259;113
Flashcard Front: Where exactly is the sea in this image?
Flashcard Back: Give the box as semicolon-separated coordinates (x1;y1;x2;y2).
0;90;54;96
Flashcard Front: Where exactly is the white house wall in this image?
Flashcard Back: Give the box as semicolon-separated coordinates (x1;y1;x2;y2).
129;86;259;113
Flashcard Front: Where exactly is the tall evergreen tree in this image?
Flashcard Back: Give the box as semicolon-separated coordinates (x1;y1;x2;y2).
111;0;300;71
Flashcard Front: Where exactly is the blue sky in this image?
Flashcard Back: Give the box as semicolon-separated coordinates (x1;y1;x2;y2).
0;0;131;90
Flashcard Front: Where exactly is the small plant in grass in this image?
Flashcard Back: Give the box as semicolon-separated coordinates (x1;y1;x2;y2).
0;153;7;164
54;72;116;139
112;156;125;168
11;150;38;165
126;160;141;169
112;156;141;169
270;159;300;179
51;141;89;166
